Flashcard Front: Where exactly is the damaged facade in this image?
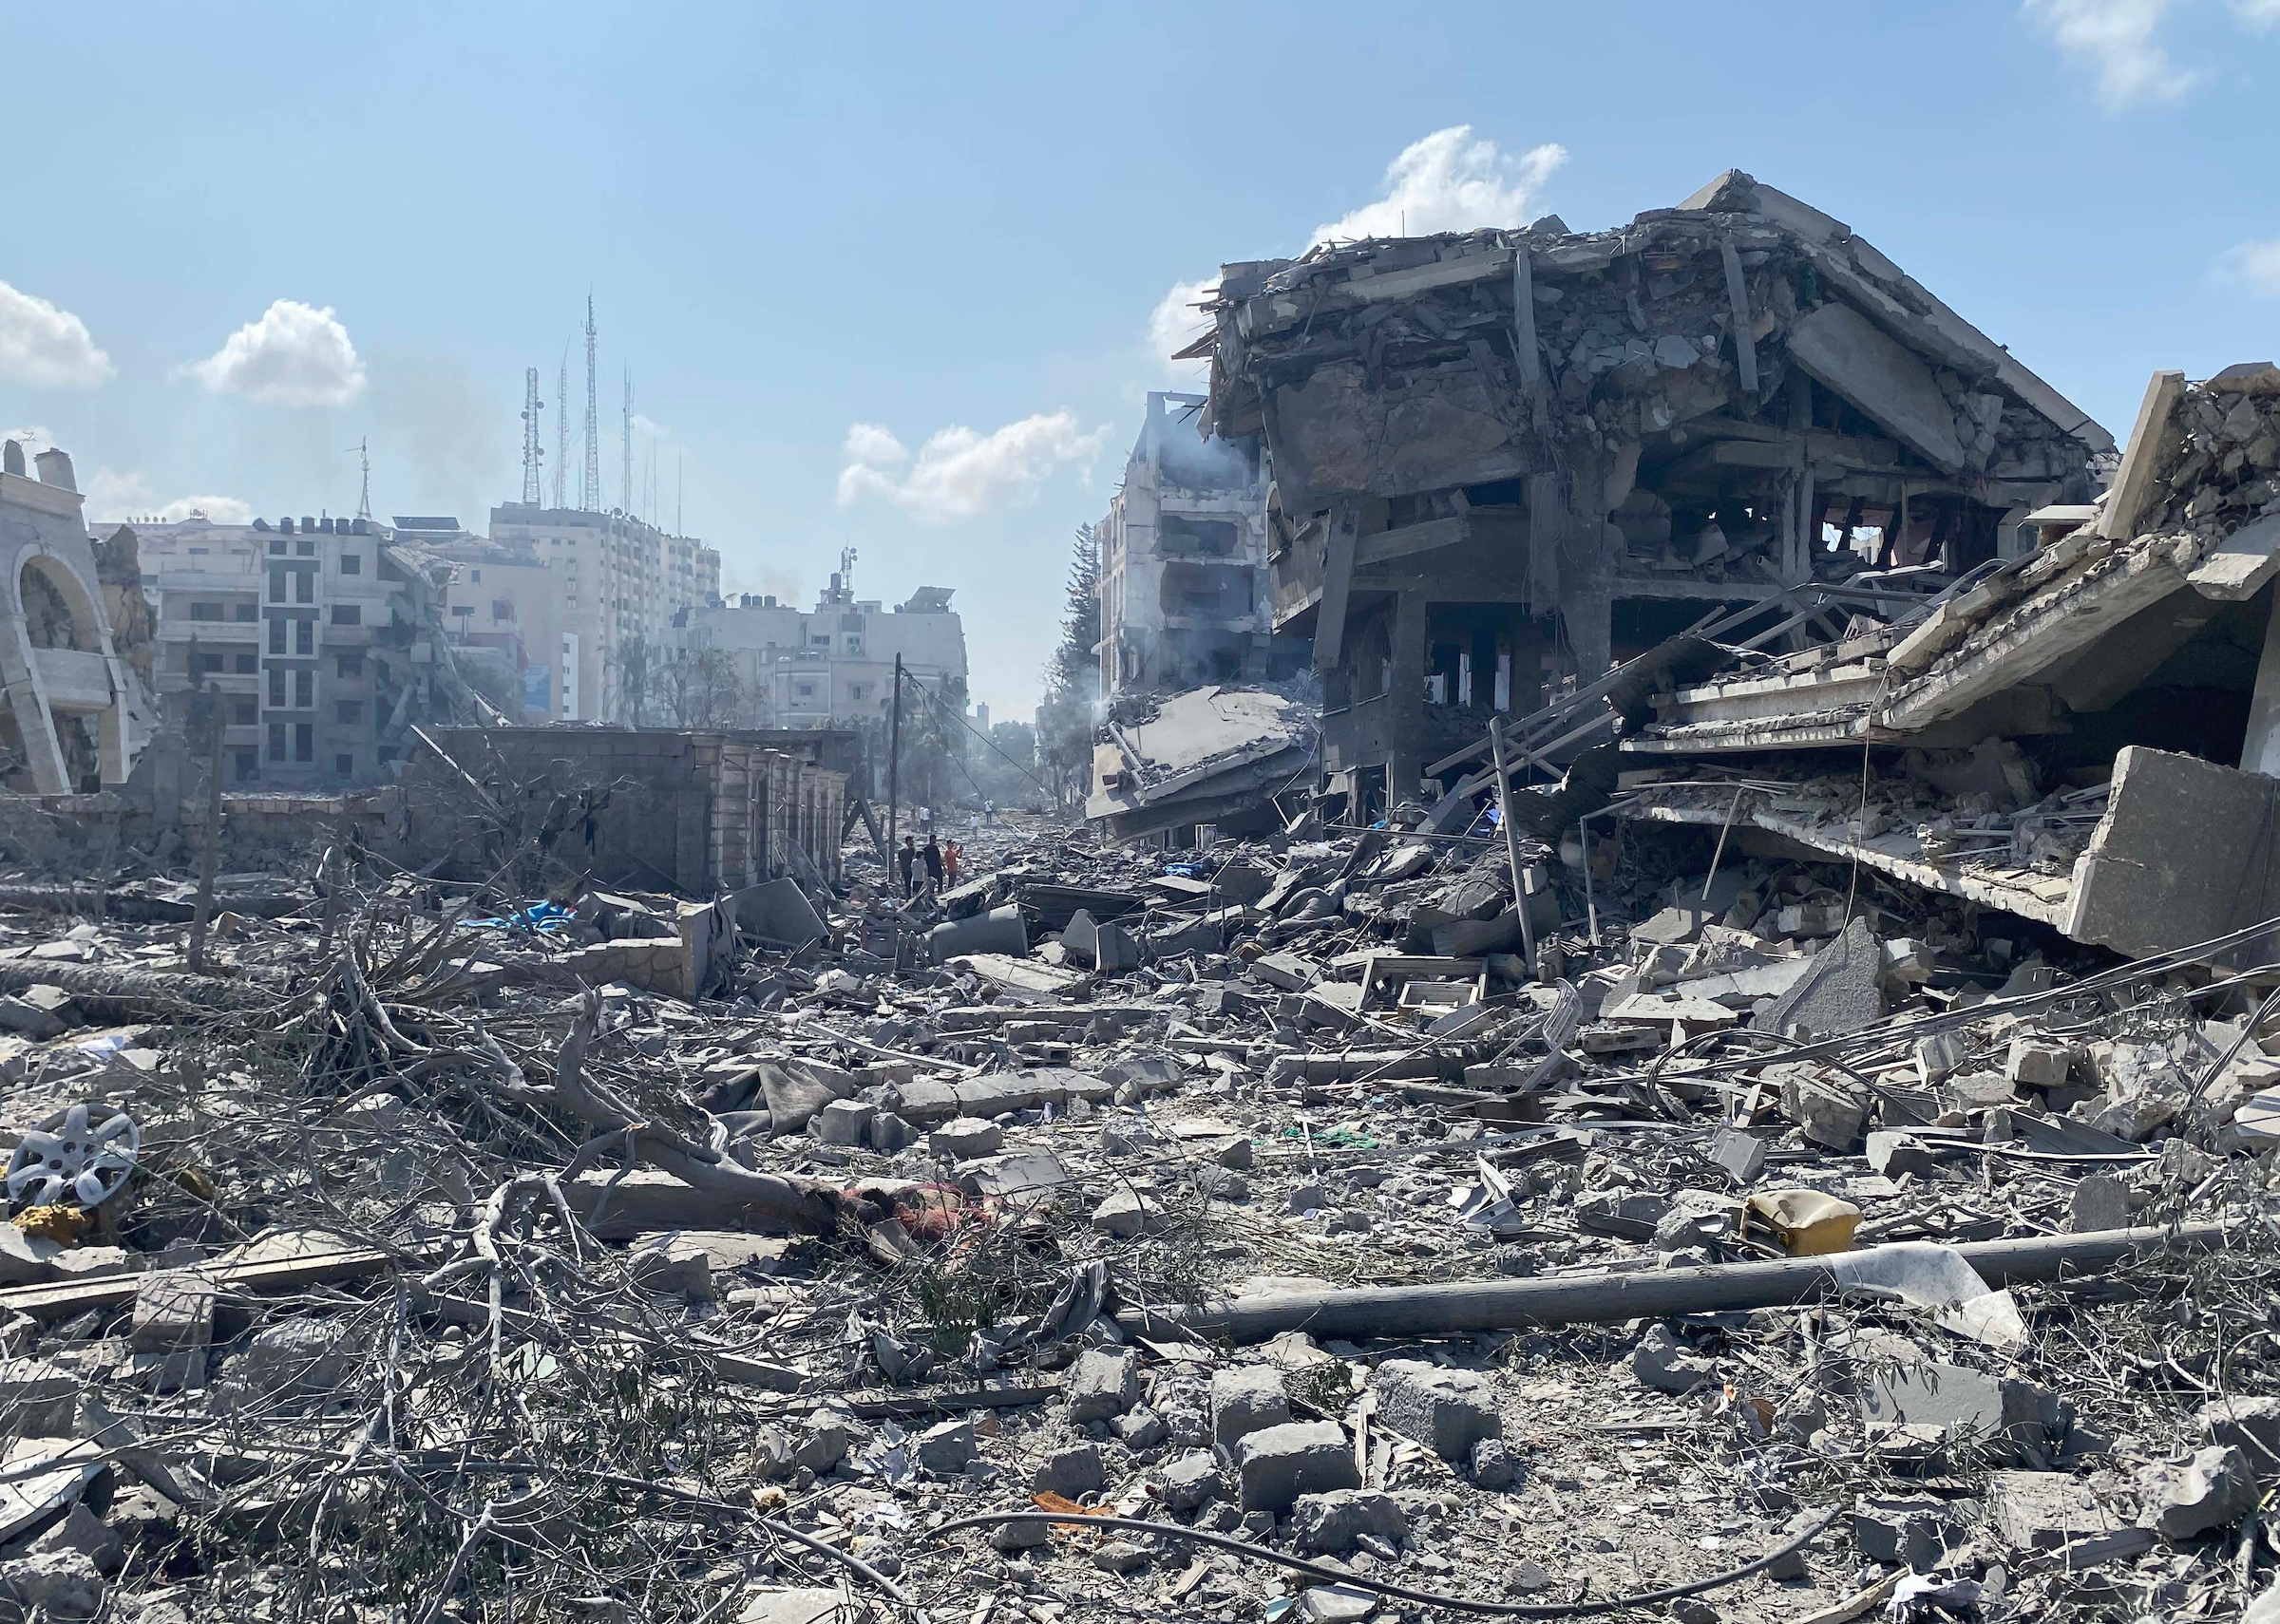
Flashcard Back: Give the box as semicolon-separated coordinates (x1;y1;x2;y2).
1196;169;2112;809
0;442;145;793
1092;392;1292;697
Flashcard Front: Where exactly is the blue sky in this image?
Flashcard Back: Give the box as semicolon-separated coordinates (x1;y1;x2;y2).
3;1;2275;717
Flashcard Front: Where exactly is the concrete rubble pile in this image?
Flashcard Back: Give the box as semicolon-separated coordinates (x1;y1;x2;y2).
0;736;2270;1624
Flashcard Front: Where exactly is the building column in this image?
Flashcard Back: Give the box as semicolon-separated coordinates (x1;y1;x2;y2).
0;613;70;794
1388;590;1429;805
2243;600;2280;779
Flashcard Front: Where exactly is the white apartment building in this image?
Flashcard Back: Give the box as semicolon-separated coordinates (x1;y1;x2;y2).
125;513;436;786
485;503;720;721
1093;391;1281;697
678;574;967;728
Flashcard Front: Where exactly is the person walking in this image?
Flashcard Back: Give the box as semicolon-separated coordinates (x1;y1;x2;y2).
942;838;962;886
896;835;918;898
922;835;944;893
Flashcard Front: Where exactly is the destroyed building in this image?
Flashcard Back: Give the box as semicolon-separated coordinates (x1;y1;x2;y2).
1092;392;1295;696
1195;169;2112;809
0;441;147;792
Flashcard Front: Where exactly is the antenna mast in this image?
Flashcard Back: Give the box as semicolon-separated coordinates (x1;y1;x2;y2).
355;437;372;522
580;297;600;511
520;368;544;504
553;343;569;508
621;367;634;518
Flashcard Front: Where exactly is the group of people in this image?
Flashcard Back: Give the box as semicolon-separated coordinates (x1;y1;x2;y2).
895;831;960;898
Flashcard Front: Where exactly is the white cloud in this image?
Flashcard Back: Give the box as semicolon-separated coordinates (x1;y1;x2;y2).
2022;0;2202;110
842;423;909;466
632;411;673;442
183;299;366;406
1310;126;1568;246
2231;0;2280;25
2215;237;2280;295
1147;126;1568;370
83;467;252;525
836;410;1111;525
0;283;113;389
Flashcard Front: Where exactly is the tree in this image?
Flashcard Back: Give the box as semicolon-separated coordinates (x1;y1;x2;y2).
607;633;658;727
900;671;969;810
1035;524;1101;808
661;647;743;728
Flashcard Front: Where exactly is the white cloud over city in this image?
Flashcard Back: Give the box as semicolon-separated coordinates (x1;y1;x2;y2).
0;283;113;389
2215;237;2280;294
835;412;1111;525
84;467;252;524
183;299;366;407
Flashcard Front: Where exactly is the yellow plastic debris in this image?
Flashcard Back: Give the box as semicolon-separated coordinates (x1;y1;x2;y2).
1738;1188;1861;1256
11;1204;91;1244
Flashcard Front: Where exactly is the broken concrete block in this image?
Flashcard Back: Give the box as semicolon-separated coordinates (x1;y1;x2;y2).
737;1588;853;1624
1092;1539;1150;1574
1289;1488;1409;1554
1866;1130;1947;1180
1210;1366;1290;1448
1112;1406;1167;1449
1914;1031;1966;1086
1367;1360;1501;1461
1034;1442;1104;1499
868;1111;919;1153
1777;1069;1867;1152
2006;1040;2072;1089
1065;1348;1141;1422
1754;918;1883;1039
0;1550;105;1620
915;1419;976;1475
809;1099;875;1146
0;993;66;1040
129;1271;215;1354
1091;1190;1168;1238
929;1117;1002;1160
1631;1326;1718;1396
1986;1470;2121;1552
1233;1420;1360;1512
1470;1437;1516;1489
1859;1360;2060;1464
1850;1493;1963;1568
1159;1450;1221;1513
2067;1174;2131;1233
2140;1445;2257;1539
990;1520;1050;1552
1251;952;1320;992
1710;1128;1766;1185
628;1237;714;1301
2199;1395;2280;1480
27;1505;124;1577
1300;1583;1378;1624
0;1356;87;1435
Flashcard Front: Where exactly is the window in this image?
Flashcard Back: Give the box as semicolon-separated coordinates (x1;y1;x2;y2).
335;700;362;724
294;724;313;763
294;670;313;708
234;653;257;673
190;651;222;676
336;652;363;677
796;683;816;700
331;604;360;626
339;555;360;576
269;538;286;557
268;668;285;707
295;539;314;557
267;723;286;762
268;568;287;602
269;617;286;654
492;599;511;622
188;601;222;621
294;619;313;655
470;569;482;582
233;748;256;783
234;603;256;622
232;699;256;725
294;571;313;604
334;753;353;778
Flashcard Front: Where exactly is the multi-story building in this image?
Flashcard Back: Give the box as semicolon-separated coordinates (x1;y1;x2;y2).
484;502;720;721
1092;391;1286;697
128;513;439;786
678;571;967;728
390;520;564;724
0;440;142;792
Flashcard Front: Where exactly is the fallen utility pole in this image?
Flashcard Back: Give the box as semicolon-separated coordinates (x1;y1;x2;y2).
1487;713;1539;977
1117;1223;2228;1344
887;653;903;866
